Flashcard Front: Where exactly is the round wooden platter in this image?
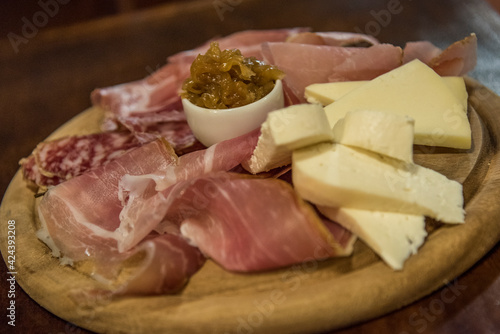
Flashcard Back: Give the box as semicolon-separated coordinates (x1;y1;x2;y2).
1;78;500;334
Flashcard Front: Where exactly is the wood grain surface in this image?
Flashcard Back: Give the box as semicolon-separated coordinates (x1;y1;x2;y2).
1;0;500;333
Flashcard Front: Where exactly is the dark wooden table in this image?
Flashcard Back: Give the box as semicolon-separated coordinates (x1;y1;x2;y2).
1;0;499;333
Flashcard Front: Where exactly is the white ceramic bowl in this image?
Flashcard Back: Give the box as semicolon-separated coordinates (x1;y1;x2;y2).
182;80;284;147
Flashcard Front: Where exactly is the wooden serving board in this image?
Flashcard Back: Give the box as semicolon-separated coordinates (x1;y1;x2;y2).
1;78;500;334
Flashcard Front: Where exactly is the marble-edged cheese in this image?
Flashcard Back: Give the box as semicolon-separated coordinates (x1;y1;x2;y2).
292;142;465;224
242;103;333;174
332;110;414;163
323;59;471;149
304;76;468;107
318;206;427;270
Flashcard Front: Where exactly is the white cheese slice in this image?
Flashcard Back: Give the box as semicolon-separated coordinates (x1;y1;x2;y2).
332;110;414;163
242;103;333;174
318;206;427;270
304;76;468;106
322;60;471;149
292;142;465;224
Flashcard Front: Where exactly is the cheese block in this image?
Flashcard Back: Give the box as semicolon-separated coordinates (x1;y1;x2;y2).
323;60;471;149
292;142;465;224
318;206;427;270
332;110;414;163
242;103;333;174
304;76;468;106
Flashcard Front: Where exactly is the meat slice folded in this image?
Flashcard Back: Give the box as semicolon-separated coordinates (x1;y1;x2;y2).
286;31;380;47
105;233;206;296
37;138;179;262
403;34;477;76
177;173;355;272
20;131;141;188
36;138;206;295
123;172;355;273
117;129;260;251
428;33;477;76
36;129;259;293
261;42;403;103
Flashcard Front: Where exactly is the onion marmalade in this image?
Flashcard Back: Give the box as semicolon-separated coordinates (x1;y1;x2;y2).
180;42;284;109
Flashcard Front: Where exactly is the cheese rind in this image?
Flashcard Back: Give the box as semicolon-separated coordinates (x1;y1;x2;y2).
292;142;465;224
243;103;333;174
318;206;427;270
322;60;471;149
332;110;414;163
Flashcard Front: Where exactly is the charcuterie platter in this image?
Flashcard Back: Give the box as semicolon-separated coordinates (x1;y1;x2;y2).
1;27;500;334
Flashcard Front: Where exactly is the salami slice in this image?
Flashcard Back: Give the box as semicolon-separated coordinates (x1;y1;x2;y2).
20;131;141;188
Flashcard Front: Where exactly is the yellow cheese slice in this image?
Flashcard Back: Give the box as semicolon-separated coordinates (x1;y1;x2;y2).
305;76;468;107
322;60;471;149
292;142;465;224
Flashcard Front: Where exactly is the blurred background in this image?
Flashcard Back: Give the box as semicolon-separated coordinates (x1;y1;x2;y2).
1;0;499;36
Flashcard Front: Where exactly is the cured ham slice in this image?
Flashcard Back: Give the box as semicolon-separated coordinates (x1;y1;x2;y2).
168;27;310;64
261;42;403;103
37;129;258;262
117;129;260;251
403;41;442;64
177;174;354;272
428;33;477;76
20;131;141;188
403;34;477;76
286;31;380;47
37;138;179;262
104;233;205;295
122;171;355;272
36;138;205;294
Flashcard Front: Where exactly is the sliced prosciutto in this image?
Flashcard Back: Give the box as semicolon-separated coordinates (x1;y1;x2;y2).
177;174;354;272
168;27;310;64
117;129;260;251
20;131;141;188
123;171;355;272
286;31;380;47
37;138;179;262
37;129;258;262
428;33;477;76
261;42;403;103
106;233;205;296
36;138;205;294
403;34;477;76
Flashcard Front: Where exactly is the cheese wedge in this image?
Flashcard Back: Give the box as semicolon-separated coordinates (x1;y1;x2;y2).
332;110;414;163
305;81;366;105
305;76;468;106
242;103;333;174
292;142;465;224
323;60;471;149
318;206;427;270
